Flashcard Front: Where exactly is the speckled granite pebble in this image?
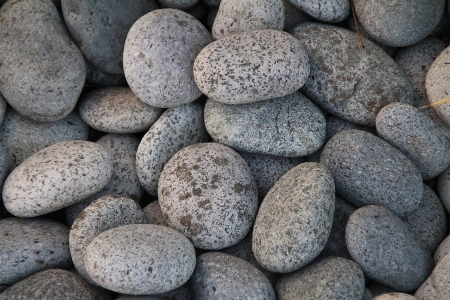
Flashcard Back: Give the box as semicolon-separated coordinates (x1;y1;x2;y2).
85;59;127;87
275;256;365;300
434;235;450;263
212;0;284;40
320;130;423;217
376;102;450;179
415;253;450;299
159;0;200;9
70;196;148;285
292;23;413;126
159;143;258;249
85;224;196;295
0;0;85;122
189;252;275;300
0;218;71;285
79;87;164;134
353;0;444;47
252;162;334;273
144;201;168;227
116;283;193;300
286;0;350;22
373;293;417;300
3;140;113;217
204;91;325;157
346;205;434;292
194;29;309;104
0;108;89;169
136;103;208;196
437;163;450;213
124;9;212;108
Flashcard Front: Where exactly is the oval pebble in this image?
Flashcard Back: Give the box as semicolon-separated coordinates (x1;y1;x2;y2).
194;29;309;104
275;256;365;300
3;140;113;217
85;224;196;295
373;293;417;300
79;87;164;134
159;143;258;249
346;205;434;292
204;91;325;157
415;253;450;299
189;252;275;300
0;218;71;285
124;9;213;108
286;0;350;22
320;130;423;217
252;162;335;273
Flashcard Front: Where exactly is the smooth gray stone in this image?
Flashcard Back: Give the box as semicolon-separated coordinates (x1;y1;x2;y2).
320;130;423;217
62;0;157;74
158;143;258;250
85;59;127;87
376;102;450;179
205;92;325;157
415;253;450;299
212;0;284;40
116;284;193;300
0;269;99;300
79;87;164;134
0;108;89;169
286;0;350;22
85;224;196;295
275;256;365;300
373;293;417;300
194;29;309;104
124;9;212;108
70;196;148;286
353;0;444;47
0;0;85;122
252;162;335;273
283;0;314;32
0;218;71;285
189;252;275;300
292;23;413;126
143;201;169;227
401;184;447;253
136;103;208;196
434;234;450;263
346;205;434;292
3;140;113;217
159;0;200;9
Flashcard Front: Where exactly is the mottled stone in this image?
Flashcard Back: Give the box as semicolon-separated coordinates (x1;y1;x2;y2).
144;201;168;227
286;0;350;22
373;293;417;300
159;143;258;250
321;130;423;217
189;252;275;300
3;140;113;217
159;0;200;9
252;162;335;273
292;23;413;126
0;0;85;122
136;103;208;196
85;59;127;87
415;253;450;299
124;9;212;108
0;218;71;285
434;235;450;263
275;257;365;300
85;224;196;295
346;205;434;292
194;29;309;104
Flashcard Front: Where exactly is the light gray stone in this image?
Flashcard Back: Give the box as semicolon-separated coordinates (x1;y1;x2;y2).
0;0;85;122
286;0;350;22
252;162;335;273
193;29;309;104
85;224;196;295
159;143;258;250
415;253;450;299
373;293;417;300
159;0;200;9
85;59;127;87
434;235;450;263
144;201;168;227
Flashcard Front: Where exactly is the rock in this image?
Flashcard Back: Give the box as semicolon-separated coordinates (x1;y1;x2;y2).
144;201;169;227
0;92;6;125
79;87;164;134
373;293;417;300
292;23;413;126
275;256;365;300
67;268;112;300
193;29;309;104
204;91;325;157
158;143;258;249
0;218;71;285
0;141;8;187
212;0;284;40
62;0;157;74
376;102;450;179
136;103;208;196
116;284;193;300
437;164;450;213
363;289;373;300
3;140;113;217
70;196;148;285
434;235;450;263
353;0;445;47
320;130;423;217
0;108;89;169
346;205;434;292
368;282;397;297
159;0;200;9
283;0;314;32
85;224;196;295
124;9;212;108
189;252;275;300
415;253;450;299
286;0;350;22
0;0;85;122
85;59;127;87
252;162;334;273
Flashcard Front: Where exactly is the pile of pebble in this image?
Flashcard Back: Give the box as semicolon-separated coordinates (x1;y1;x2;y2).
1;0;450;299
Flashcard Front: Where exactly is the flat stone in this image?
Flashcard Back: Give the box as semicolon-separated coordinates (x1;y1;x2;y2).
415;253;450;299
286;0;350;22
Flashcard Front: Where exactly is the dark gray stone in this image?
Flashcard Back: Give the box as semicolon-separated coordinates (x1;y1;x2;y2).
415;253;450;299
368;282;397;298
286;0;350;22
204;0;221;6
363;288;373;300
85;59;127;87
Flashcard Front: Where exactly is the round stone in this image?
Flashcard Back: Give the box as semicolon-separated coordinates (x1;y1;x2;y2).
116;284;193;300
286;0;350;22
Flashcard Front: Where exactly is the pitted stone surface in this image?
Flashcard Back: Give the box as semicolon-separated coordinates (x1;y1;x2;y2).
286;0;350;22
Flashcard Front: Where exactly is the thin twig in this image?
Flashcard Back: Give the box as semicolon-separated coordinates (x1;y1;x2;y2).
418;97;450;110
351;0;364;48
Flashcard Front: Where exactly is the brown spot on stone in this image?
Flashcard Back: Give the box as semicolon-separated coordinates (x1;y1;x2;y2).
211;174;219;184
180;215;203;236
180;215;193;227
193;188;202;196
174;163;193;181
179;193;192;200
213;157;229;166
192;164;200;170
161;187;170;197
198;200;212;210
234;183;244;193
